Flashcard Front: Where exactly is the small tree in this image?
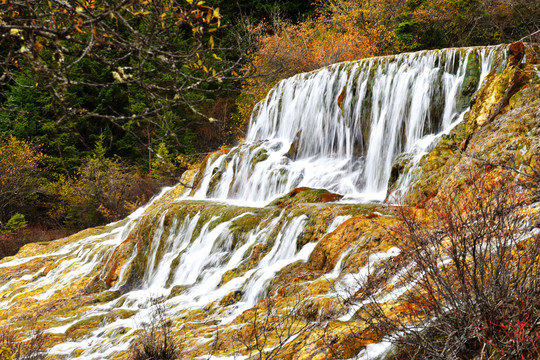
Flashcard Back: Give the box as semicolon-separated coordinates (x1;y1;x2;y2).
0;136;43;223
229;295;331;360
151;142;178;183
3;213;28;235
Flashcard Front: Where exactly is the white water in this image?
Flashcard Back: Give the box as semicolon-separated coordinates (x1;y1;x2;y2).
4;203;332;359
191;46;504;203
0;46;507;359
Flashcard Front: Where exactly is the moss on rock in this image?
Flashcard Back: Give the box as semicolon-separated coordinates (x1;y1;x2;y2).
270;187;343;208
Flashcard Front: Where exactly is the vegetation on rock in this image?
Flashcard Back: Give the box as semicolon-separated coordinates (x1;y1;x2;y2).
0;324;47;360
0;1;539;359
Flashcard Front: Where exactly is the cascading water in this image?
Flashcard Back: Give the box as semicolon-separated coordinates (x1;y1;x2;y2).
0;45;507;359
191;46;503;203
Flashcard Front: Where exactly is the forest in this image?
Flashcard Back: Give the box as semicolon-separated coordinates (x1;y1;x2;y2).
0;0;538;255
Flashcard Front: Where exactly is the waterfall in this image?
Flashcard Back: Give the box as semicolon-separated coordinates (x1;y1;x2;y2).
191;46;503;203
0;45;508;360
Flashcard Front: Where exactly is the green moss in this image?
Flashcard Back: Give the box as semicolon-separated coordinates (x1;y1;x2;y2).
97;290;121;303
388;153;412;188
251;148;269;167
269;187;343;208
228;212;266;235
219;290;243;306
65;315;105;339
189;150;228;196
456;51;480;110
220;242;270;286
220;268;242;285
168;285;187;298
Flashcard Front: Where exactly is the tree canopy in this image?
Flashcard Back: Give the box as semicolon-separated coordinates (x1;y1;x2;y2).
1;0;250;173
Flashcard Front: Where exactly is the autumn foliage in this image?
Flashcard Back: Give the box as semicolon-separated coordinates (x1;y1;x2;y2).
246;1;398;87
48;138;160;229
242;0;539;91
0;137;43;224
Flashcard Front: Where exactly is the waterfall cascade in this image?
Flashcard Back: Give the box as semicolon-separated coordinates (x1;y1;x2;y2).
0;45;511;360
191;46;503;203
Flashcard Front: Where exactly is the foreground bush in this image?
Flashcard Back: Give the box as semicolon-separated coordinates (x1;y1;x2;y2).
0;325;47;360
129;301;181;360
355;168;540;359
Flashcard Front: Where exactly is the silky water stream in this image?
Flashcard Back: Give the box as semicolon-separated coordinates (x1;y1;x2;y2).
0;45;506;359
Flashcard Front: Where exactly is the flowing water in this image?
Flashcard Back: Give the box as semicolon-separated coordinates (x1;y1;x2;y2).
192;46;503;203
0;45;507;359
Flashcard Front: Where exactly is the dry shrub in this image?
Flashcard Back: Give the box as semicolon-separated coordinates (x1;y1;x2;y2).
353;167;540;359
0;324;47;360
231;295;329;360
129;301;182;360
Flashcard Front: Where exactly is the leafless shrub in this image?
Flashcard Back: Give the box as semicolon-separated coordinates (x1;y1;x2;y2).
231;295;329;360
350;168;540;359
0;323;48;360
129;300;182;360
